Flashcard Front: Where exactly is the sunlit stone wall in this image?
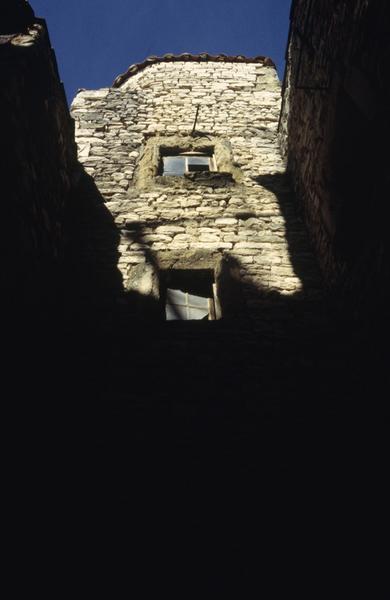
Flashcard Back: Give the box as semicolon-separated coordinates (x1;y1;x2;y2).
70;58;321;323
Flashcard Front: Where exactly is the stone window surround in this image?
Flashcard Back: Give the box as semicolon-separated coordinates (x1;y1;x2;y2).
162;268;220;321
126;250;246;321
134;134;243;188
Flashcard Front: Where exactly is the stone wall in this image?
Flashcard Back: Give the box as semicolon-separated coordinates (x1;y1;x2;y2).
70;57;322;329
280;0;390;318
0;15;77;311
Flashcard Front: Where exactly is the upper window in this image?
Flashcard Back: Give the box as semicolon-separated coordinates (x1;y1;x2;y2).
162;151;216;176
135;137;238;188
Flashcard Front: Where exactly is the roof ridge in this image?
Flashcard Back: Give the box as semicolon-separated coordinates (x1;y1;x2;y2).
112;53;275;87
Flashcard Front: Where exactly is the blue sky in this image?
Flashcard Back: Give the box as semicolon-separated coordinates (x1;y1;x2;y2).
31;0;291;103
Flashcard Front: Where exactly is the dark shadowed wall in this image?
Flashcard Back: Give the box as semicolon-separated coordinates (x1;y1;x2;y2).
0;6;77;314
280;0;390;320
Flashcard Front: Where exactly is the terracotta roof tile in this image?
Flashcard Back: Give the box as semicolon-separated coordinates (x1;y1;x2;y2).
112;53;275;87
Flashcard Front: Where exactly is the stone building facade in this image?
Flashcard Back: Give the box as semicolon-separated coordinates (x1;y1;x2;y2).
4;7;389;589
70;55;321;330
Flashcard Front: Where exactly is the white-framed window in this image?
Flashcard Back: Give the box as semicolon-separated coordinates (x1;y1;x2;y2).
166;285;220;320
162;151;216;176
162;269;221;321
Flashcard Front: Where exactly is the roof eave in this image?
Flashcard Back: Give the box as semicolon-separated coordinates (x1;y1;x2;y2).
112;53;276;88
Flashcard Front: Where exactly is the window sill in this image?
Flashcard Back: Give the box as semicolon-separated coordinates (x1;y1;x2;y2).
155;171;235;187
185;171;235;186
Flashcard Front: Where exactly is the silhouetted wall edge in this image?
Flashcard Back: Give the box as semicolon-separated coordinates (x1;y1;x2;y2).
0;13;78;315
279;0;390;323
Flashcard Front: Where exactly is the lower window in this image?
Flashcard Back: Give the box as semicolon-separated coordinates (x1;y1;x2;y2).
161;269;220;321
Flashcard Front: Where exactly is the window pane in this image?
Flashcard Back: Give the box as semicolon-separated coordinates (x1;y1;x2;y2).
188;307;209;320
163;156;186;175
187;293;209;309
187;164;210;172
165;289;209;320
166;289;187;320
167;288;186;305
187;156;210;172
166;303;188;320
187;156;210;165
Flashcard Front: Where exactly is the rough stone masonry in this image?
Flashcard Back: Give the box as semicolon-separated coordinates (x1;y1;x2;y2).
70;55;322;329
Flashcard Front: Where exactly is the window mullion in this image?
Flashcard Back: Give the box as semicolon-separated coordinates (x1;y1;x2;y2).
185;292;190;320
162;151;215;176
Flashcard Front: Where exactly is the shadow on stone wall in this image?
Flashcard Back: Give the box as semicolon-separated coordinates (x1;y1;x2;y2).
63;166;123;330
24;162;381;571
254;172;323;295
252;171;388;418
60;163;383;429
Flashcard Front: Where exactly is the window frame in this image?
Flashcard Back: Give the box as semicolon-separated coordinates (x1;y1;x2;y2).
161;150;217;177
165;288;215;321
161;269;221;321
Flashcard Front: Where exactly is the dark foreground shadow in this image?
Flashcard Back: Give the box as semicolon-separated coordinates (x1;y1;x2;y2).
7;164;389;593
